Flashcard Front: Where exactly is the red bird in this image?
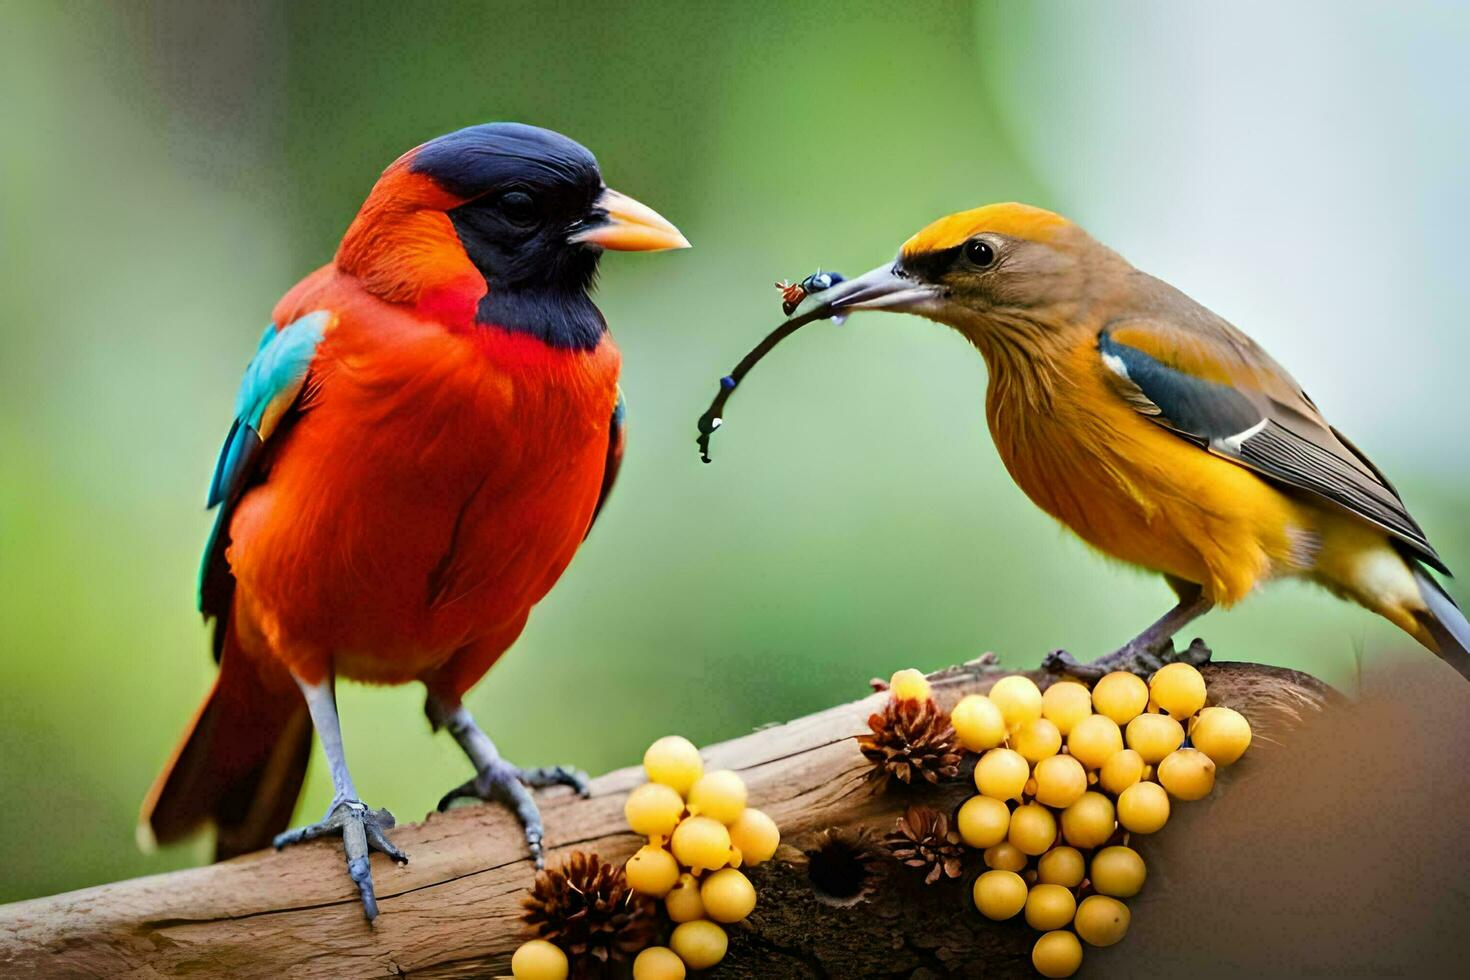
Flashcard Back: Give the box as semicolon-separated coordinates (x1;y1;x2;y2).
140;123;688;918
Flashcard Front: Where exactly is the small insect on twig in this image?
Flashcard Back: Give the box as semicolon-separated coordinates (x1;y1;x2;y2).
775;270;847;316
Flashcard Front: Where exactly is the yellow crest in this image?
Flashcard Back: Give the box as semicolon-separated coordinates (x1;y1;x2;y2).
901;203;1070;257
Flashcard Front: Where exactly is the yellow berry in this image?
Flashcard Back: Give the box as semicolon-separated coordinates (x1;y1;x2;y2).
669;920;727;971
625;783;685;838
888;668;931;702
671;816;732;873
1033;754;1087;809
1041;680;1093;735
1025;882;1078;931
1157;748;1216;801
664;873;705;923
1066;715;1123;770
973;869;1028;920
1116;780;1170;834
688;769;747;824
700;868;756;923
644;736;703;796
625;844;680;897
1060;791;1115;848
1090;845;1146;898
1074;895;1130;946
1032;930;1084;978
1191;706;1252;765
1149;662;1207;718
983;842;1028;872
1098;749;1146;796
1125;712;1185;764
989;675;1043;729
1037;846;1085;888
511;939;568;980
633;946;687;980
728;807;779;866
1091;672;1148;725
951;694;1007;751
956;795;1011;849
974;747;1030;800
1008;802;1058;856
1013;717;1062;764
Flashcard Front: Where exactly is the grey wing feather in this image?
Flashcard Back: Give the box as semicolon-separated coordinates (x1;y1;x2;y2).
1098;325;1447;573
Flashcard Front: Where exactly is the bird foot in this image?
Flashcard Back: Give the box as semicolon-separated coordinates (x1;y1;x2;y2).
273;798;406;921
437;760;590;868
1043;637;1212;681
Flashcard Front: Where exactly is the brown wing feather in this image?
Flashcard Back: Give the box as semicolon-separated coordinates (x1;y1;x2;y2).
1102;282;1446;572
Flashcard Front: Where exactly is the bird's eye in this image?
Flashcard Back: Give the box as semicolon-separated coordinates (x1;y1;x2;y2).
498;191;538;224
964;238;996;268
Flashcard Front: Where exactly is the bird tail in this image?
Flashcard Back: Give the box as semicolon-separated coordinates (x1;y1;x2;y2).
139;627;311;860
1410;562;1470;681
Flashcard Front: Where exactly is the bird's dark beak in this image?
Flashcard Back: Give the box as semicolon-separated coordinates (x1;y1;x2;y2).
790;261;941;320
571;188;690;252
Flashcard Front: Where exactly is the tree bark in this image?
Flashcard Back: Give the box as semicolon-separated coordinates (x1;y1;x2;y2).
0;659;1333;979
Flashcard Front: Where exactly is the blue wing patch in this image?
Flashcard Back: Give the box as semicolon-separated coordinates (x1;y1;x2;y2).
205;312;329;508
1097;328;1259;441
199;311;329;626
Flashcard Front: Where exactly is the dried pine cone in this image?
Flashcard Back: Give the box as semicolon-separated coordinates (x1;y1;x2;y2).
522;851;657;973
857;695;962;784
885;805;965;885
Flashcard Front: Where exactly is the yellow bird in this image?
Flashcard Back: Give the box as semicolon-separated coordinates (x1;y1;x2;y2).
802;203;1468;678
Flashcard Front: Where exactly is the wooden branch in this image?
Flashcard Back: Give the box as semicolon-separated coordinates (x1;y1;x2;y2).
0;660;1333;979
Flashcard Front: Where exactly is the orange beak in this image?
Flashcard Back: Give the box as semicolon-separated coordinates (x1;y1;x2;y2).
571;187;690;252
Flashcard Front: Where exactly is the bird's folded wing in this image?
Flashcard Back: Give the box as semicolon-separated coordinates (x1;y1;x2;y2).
1097;317;1445;572
199;311;332;652
586;387;626;537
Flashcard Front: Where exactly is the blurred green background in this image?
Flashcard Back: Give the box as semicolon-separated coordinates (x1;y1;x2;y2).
2;0;1467;903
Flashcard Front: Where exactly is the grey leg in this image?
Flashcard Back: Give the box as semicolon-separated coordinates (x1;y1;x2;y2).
1122;587;1214;653
426;696;589;869
1045;584;1215;680
273;676;405;921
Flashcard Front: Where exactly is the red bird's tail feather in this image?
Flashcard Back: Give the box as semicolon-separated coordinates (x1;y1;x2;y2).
140;631;310;860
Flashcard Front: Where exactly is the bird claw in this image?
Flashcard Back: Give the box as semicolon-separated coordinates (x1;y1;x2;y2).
1173;637;1213;668
436;760;590;869
1048;637;1213;680
273;799;406;921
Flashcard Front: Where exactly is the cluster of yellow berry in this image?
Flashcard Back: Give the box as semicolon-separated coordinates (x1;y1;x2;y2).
510;735;780;979
623;735;780;978
894;664;1250;977
637;740;787;975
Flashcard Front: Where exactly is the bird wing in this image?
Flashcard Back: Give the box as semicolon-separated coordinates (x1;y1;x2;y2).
586;387;626;537
199;311;331;656
1097;315;1446;573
